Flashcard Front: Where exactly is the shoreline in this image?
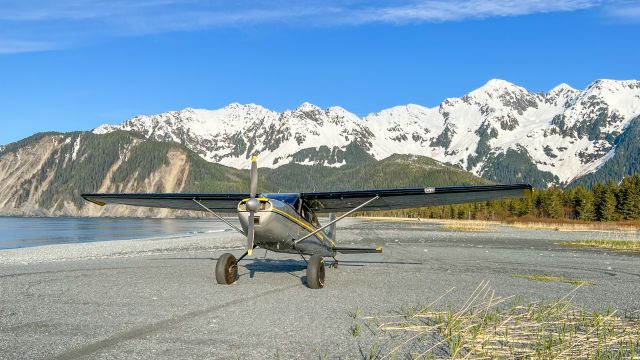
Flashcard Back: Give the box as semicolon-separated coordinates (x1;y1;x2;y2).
0;217;235;251
1;218;637;266
0;232;244;266
3;214;638;231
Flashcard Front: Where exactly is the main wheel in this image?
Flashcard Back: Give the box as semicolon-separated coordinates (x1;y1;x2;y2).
216;253;238;285
306;254;325;289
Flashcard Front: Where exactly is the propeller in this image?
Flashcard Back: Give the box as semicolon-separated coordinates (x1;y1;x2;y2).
245;154;260;256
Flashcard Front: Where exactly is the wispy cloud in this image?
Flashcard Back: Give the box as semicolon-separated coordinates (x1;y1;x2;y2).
605;2;640;21
342;0;599;24
0;0;608;54
0;39;57;54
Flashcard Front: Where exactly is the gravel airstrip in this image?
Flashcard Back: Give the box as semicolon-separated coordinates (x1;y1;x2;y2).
1;218;639;359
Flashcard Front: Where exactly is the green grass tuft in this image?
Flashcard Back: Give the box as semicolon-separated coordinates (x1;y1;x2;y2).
351;281;639;359
563;240;640;253
513;273;594;286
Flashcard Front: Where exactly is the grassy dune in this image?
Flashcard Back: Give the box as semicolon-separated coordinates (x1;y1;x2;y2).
351;282;640;359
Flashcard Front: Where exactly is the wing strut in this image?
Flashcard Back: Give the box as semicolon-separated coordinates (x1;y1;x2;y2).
192;198;245;235
293;195;380;245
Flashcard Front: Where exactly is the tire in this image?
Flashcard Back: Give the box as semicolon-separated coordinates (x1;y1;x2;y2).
216;253;238;285
306;254;325;289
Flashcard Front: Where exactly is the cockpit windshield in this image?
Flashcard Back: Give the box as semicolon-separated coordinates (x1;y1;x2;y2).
263;193;300;207
264;193;319;226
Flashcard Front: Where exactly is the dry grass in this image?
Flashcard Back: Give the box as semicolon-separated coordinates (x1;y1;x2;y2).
562;240;640;253
441;224;491;232
504;218;640;232
513;273;594;286
356;281;640;359
361;216;640;232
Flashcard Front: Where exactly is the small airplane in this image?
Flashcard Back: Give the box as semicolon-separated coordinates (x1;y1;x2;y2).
82;155;532;289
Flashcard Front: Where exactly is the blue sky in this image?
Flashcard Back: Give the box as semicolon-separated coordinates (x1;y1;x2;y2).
1;0;639;144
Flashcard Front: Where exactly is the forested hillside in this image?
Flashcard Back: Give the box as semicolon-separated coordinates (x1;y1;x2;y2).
1;129;638;220
377;174;640;222
570;117;640;188
262;150;489;192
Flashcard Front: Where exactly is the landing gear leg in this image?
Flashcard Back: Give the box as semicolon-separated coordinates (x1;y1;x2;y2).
306;255;325;289
234;245;256;266
330;257;338;269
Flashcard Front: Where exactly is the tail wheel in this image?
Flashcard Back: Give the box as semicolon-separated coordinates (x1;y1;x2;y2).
306;254;325;289
216;253;238;285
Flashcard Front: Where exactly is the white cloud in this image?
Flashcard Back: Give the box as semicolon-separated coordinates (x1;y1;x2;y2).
347;0;598;24
0;0;608;54
0;40;57;54
606;3;640;21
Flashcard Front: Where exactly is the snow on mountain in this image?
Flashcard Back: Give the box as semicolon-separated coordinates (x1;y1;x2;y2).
94;79;640;186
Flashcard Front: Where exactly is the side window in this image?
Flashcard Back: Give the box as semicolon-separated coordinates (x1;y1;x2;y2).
301;204;313;223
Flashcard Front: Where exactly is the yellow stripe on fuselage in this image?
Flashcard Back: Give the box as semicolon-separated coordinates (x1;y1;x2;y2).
270;208;336;246
270;208;323;240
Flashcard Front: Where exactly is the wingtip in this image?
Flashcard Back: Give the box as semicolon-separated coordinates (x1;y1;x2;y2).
85;198;106;206
376;246;383;253
524;186;534;198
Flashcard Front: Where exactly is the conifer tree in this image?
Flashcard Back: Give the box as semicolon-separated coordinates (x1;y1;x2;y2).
618;176;640;219
600;180;618;221
573;185;595;221
592;182;606;221
540;187;563;219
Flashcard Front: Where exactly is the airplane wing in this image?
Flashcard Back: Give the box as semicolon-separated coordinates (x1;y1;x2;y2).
82;193;249;212
301;184;532;213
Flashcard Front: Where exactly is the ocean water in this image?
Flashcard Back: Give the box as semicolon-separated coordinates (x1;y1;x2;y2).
0;217;230;249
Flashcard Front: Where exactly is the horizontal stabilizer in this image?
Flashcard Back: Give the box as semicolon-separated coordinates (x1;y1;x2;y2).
334;246;382;254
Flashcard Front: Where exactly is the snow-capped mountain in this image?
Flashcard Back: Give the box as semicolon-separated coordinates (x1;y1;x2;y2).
94;79;640;186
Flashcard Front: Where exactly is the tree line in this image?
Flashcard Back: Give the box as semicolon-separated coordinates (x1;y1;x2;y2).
361;174;640;222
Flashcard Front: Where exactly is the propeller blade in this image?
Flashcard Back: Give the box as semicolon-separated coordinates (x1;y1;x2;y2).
247;211;255;256
246;154;258;257
250;154;258;198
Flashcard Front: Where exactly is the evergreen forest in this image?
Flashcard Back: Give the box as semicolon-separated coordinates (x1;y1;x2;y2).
363;174;640;223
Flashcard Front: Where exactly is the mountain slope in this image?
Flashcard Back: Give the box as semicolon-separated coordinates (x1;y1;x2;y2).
262;150;490;193
0;132;489;217
570;116;640;188
0;131;251;217
94;79;640;187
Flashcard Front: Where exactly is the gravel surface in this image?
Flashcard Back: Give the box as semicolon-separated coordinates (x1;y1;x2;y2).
1;219;639;359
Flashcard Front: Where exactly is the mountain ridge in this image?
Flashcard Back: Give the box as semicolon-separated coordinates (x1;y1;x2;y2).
93;78;640;187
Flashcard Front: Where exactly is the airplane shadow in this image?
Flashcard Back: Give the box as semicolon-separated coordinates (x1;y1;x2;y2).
337;260;422;266
148;256;421;286
149;258;422;267
239;259;307;284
